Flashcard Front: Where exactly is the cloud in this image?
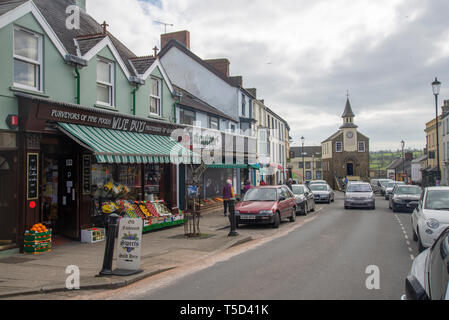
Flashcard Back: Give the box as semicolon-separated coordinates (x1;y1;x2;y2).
86;0;449;151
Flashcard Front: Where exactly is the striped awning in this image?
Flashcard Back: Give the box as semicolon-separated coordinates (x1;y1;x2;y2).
57;122;198;164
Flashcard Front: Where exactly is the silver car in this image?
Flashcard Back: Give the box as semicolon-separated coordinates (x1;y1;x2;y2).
309;183;334;203
291;184;316;215
344;182;375;210
389;185;422;212
385;181;405;200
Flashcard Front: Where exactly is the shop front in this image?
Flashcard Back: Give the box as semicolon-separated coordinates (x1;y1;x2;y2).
16;94;190;250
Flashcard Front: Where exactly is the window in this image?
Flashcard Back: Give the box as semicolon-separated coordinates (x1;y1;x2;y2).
13;27;43;91
316;161;322;169
150;77;161;116
358;141;366;152
180;109;195;125
316;171;322;179
306;171;312;180
96;58;114;106
230;124;236;132
299;162;304;169
209;116;219;130
305;161;311;169
336;141;343;152
242;94;246;116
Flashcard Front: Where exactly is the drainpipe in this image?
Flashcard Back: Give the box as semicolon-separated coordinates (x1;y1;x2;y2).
75;66;80;104
132;86;139;116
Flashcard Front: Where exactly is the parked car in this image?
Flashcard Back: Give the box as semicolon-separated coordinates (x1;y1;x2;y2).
309;180;327;185
384;181;405;200
370;179;380;193
235;186;297;228
389;185;422;212
291;184;316;215
405;226;449;300
309;184;334;203
344;182;375;210
378;179;393;196
411;187;449;252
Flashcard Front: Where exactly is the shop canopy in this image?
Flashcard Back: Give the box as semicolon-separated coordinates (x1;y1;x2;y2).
57;122;198;164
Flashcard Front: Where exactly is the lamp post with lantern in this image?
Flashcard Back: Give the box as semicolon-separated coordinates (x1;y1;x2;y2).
301;136;305;183
432;77;442;185
401;140;405;182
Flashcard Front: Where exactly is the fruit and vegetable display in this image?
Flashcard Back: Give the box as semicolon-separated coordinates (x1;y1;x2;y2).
24;223;52;254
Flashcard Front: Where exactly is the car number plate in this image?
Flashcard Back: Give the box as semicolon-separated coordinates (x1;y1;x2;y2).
240;215;256;220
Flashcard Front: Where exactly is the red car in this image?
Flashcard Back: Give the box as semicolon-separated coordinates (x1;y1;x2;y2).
235;186;297;228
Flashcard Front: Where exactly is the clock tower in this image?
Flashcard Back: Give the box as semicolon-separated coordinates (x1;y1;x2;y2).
340;97;358;152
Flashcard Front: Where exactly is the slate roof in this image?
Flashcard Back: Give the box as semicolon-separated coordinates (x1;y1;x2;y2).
0;0;146;77
290;146;322;158
129;56;157;75
173;85;236;122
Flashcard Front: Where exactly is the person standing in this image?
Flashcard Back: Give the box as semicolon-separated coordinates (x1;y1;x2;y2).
222;178;235;217
286;178;293;191
260;179;267;186
243;180;252;195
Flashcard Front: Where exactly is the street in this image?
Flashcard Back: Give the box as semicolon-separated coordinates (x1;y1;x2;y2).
81;192;419;300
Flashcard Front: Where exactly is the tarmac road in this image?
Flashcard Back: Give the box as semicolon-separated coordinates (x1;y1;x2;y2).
126;194;419;300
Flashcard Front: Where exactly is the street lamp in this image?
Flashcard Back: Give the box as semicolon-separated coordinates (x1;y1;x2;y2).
301;136;305;183
401;140;405;182
432;77;442;185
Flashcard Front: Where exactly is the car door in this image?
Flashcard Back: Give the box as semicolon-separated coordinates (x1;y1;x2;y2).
279;187;290;217
427;229;449;299
305;186;314;208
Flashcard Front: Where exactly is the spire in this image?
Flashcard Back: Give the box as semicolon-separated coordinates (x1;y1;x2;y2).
341;97;355;118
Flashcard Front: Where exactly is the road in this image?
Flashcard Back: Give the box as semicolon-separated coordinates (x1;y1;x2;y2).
92;193;419;300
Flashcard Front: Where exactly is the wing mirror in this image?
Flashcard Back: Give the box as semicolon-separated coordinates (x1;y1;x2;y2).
279;196;286;201
405;275;429;300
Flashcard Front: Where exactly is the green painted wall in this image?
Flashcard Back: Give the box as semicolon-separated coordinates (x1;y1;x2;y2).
0;12;175;131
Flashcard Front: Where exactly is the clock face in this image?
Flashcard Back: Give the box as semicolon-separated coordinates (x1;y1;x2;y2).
346;131;354;139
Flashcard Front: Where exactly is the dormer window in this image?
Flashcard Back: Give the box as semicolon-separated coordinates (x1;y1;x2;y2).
13;27;43;91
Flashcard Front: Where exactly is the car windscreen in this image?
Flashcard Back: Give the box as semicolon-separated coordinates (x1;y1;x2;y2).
310;185;327;191
395;186;421;195
424;190;449;210
347;184;372;192
291;185;305;195
379;180;390;187
243;188;277;202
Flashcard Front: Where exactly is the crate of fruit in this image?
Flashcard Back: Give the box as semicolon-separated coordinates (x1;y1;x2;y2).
81;227;105;243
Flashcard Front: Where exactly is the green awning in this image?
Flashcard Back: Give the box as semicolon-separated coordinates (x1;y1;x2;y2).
57;122;197;164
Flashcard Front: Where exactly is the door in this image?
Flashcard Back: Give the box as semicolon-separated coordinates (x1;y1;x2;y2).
0;152;17;247
279;187;290;217
347;163;354;176
59;156;79;239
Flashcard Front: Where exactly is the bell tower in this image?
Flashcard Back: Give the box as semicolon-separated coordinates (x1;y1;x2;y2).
340;94;358;152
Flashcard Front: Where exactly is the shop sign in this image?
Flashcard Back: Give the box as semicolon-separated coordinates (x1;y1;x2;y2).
82;155;91;195
27;153;39;200
116;218;143;271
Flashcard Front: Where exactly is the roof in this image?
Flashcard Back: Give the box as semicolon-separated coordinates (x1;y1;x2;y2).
342;98;355;118
173;85;236;122
321;130;369;143
290;146;322;158
129;56;157;75
386;157;412;171
0;0;25;16
412;155;427;163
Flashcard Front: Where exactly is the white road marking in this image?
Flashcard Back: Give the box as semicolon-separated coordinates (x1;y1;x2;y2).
406;241;410;245
404;235;408;240
410;255;415;260
408;247;413;252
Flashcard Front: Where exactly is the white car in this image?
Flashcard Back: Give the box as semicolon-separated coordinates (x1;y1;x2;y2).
412;187;449;252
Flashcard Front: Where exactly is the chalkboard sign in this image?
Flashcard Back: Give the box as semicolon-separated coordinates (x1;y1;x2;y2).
83;155;91;195
27;153;39;200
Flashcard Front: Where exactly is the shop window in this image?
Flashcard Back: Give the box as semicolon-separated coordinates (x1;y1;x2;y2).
144;164;161;201
96;58;114;107
150;77;161;116
13;27;42;91
91;164;141;201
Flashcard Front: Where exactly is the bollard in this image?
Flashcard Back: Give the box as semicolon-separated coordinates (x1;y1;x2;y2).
228;198;238;237
98;213;120;276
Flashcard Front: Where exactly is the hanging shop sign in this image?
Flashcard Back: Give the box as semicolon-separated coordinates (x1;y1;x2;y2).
116;217;143;272
27;153;39;200
82;155;91;195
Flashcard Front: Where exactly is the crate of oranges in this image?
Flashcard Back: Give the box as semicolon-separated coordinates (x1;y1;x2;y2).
24;223;52;254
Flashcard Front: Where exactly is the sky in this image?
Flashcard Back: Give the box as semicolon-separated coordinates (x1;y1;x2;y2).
86;0;449;151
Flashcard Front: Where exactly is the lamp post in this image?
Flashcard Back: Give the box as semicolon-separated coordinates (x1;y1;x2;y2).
401;140;405;182
301;136;305;183
432;77;442;185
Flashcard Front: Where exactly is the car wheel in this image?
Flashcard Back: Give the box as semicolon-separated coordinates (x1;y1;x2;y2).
289;208;296;222
310;202;315;212
417;228;425;253
372;205;376;210
272;212;280;228
304;203;308;216
389;201;392;209
392;205;397;212
344;206;349;209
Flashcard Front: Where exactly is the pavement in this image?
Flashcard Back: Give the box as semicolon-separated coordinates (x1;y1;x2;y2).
0;207;253;299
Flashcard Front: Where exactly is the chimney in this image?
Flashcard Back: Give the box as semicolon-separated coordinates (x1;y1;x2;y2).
204;59;230;77
246;88;257;98
405;152;413;161
161;30;190;50
75;0;86;12
442;100;449;117
230;76;242;87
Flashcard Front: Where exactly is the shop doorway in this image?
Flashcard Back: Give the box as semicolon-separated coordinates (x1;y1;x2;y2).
0;152;17;249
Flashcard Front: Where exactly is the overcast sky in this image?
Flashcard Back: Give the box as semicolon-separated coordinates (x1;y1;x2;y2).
87;0;449;151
